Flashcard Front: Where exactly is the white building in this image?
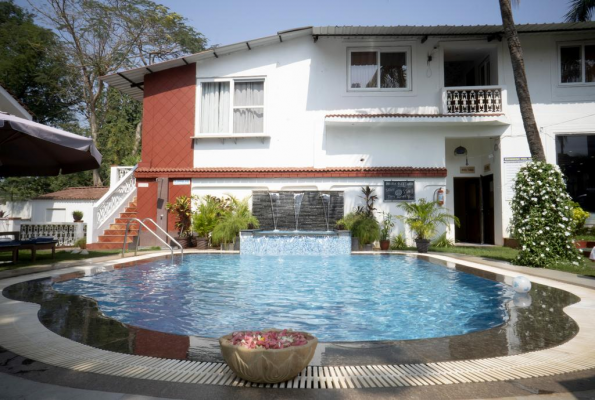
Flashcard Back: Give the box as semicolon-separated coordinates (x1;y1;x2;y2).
100;23;595;246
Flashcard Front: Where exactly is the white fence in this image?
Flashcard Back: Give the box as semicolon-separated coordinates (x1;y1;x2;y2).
19;223;86;247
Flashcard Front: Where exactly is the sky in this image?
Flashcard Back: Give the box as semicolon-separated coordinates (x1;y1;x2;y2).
18;0;574;47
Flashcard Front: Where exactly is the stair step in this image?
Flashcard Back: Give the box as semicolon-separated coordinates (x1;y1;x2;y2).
119;212;137;218
115;217;138;224
98;236;135;244
88;243;128;250
110;223;140;229
103;229;139;236
124;207;137;213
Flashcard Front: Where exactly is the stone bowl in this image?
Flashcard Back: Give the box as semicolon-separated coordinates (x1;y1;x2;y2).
219;329;318;384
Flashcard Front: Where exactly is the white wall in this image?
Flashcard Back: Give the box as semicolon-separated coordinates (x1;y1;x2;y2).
29;200;94;223
192;176;445;244
190;31;595;241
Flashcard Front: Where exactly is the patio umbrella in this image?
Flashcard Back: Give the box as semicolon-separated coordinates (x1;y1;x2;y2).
0;113;102;176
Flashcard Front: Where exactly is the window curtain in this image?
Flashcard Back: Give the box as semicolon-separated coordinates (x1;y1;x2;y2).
351;52;378;88
200;82;230;133
233;82;264;133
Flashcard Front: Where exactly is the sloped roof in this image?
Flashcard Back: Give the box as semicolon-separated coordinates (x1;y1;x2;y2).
102;22;595;101
34;186;108;200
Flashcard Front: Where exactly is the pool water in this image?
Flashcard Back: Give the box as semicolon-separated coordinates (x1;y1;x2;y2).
54;255;514;342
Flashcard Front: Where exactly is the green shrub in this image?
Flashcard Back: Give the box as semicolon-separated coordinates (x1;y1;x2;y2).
571;202;590;235
390;233;408;250
397;199;459;240
431;232;454;248
74;237;86;249
166;196;192;238
192;195;227;238
351;214;380;245
336;212;362;231
510;161;582;267
380;212;394;241
212;196;259;244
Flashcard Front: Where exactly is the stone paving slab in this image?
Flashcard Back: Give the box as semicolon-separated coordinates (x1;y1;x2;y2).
0;252;594;391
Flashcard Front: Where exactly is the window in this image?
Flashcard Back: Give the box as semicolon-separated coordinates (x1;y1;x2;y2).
348;48;410;91
559;43;595;84
199;79;264;134
46;208;66;222
556;134;595;212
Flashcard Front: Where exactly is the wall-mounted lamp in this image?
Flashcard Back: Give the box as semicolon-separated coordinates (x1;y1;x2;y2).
454;145;469;166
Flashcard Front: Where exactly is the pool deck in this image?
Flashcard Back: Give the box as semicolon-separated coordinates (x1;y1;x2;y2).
1;250;595;399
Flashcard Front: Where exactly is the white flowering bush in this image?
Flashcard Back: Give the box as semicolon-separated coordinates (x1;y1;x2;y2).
510;161;582;267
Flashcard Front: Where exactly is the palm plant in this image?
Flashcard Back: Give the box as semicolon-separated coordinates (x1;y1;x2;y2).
565;0;595;22
212;196;260;245
166;195;192;238
498;0;546;161
398;199;459;253
192;195;226;238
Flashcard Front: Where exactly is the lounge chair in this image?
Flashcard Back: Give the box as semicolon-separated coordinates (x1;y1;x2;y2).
0;236;58;263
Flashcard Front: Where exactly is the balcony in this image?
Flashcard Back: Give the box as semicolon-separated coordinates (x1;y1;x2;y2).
442;86;506;115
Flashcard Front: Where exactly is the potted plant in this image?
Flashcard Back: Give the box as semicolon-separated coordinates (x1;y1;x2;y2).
351;214;380;251
192;195;227;250
166;195;195;248
219;329;318;384
380;211;394;250
72;210;84;222
212;196;259;250
337;186;381;251
398;199;459;253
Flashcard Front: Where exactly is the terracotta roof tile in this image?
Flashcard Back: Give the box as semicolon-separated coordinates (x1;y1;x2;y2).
34;187;109;200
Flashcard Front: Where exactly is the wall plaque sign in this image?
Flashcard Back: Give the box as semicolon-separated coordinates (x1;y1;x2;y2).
173;179;191;186
384;181;415;201
460;166;475;174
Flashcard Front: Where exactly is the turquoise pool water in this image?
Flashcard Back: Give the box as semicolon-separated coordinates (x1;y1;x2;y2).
54;254;514;342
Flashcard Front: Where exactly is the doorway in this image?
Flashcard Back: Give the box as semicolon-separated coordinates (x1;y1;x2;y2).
454;175;494;244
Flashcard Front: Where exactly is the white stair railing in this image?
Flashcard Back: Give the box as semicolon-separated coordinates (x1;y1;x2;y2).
88;165;137;243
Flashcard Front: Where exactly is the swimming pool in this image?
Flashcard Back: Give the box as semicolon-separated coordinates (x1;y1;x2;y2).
54;254;514;342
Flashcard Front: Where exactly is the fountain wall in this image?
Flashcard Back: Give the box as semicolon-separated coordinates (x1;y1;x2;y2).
251;191;344;231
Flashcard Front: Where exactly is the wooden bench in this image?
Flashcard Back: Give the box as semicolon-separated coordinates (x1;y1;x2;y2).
0;232;57;263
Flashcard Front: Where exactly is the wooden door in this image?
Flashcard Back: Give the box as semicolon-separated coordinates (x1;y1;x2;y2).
454;178;481;243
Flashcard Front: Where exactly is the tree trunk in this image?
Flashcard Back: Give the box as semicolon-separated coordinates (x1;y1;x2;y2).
499;0;546;162
89;110;103;186
133;121;142;156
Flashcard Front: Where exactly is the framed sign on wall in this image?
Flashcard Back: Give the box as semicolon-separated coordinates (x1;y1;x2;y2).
384;181;415;202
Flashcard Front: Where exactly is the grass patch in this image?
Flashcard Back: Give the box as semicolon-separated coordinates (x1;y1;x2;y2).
429;245;518;262
0;249;120;271
428;245;595;277
575;235;595;241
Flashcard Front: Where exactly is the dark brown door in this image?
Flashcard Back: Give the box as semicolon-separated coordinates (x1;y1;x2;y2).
481;174;495;245
454;178;481;243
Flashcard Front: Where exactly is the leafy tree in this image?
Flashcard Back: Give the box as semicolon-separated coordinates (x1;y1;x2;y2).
498;0;546;162
30;0;207;185
565;0;595;22
0;0;79;125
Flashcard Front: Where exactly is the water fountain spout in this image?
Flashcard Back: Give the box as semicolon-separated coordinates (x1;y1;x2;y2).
293;193;304;231
269;192;280;231
320;193;331;231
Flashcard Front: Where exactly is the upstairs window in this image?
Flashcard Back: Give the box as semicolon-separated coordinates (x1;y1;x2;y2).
348;48;410;91
199;79;264;134
559;43;595;84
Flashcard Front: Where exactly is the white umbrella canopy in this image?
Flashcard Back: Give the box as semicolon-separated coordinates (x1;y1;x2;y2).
0;113;102;177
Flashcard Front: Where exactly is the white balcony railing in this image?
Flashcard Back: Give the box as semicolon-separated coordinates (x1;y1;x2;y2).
20;223;86;247
442;86;506;115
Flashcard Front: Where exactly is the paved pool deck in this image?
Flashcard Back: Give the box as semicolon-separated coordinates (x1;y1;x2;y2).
1;250;595;399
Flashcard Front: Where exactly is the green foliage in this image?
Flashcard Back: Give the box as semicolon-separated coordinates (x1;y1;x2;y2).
351;214;380;246
398;199;459;240
72;210;83;221
510;161;582;267
380;211;394;241
390;233;408;250
192;195;229;238
564;0;595;22
0;171;92;202
212;197;259;244
74;237;86;249
431;232;454;248
357;185;378;217
0;1;79;125
336;212;361;231
571;202;590;235
166;195;192;238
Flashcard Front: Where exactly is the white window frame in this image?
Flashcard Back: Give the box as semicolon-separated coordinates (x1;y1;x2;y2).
347;47;412;92
558;41;595;86
197;77;266;135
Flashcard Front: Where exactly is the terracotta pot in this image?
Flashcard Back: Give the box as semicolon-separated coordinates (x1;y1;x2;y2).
415;239;431;253
380;240;390;251
219;330;318;384
195;237;208;250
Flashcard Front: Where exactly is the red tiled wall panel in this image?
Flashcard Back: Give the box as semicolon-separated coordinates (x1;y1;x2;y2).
167;181;192;232
141;63;195;169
